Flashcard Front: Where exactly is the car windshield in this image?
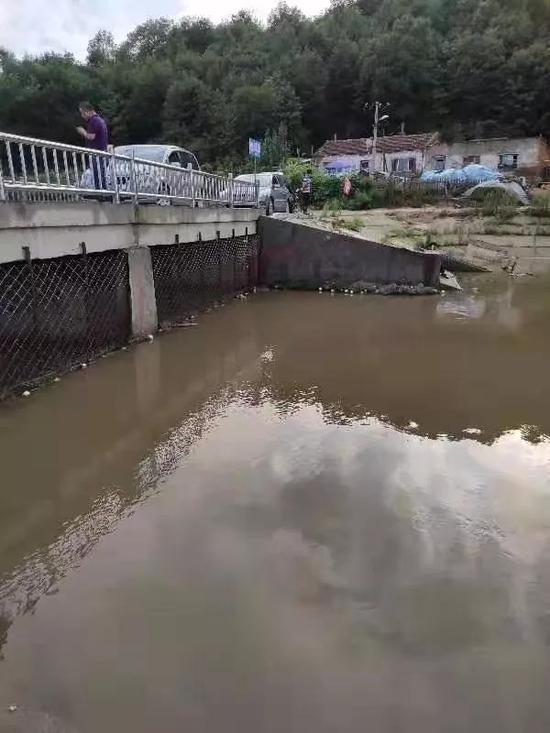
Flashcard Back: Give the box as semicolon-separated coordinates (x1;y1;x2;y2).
115;146;166;162
236;173;273;186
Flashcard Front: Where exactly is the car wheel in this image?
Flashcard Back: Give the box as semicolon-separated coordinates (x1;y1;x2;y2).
266;198;274;216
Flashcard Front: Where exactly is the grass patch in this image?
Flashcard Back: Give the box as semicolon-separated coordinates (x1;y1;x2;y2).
319;207;364;233
342;216;364;232
468;189;519;222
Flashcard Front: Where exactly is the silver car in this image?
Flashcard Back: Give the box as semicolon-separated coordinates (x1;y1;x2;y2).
80;144;201;203
114;145;200;203
115;145;200;171
235;171;294;214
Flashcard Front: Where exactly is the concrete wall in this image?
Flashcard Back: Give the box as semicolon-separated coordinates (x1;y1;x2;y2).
258;218;440;288
0;202;259;264
427;137;548;179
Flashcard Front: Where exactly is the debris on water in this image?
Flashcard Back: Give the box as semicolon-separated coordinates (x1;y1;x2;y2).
463;427;482;435
147;334;154;342
440;270;462;291
22;390;31;398
377;283;439;296
53;377;61;382
408;421;419;430
121;346;127;351
80;363;87;369
235;293;247;300
8;705;18;713
318;286;323;292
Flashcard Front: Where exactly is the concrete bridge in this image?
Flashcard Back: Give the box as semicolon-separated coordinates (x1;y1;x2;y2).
0;197;440;402
0;201;260;336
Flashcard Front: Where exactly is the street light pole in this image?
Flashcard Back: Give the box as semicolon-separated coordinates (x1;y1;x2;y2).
371;101;380;176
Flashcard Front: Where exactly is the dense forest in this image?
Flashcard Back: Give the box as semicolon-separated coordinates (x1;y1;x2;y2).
1;0;549;169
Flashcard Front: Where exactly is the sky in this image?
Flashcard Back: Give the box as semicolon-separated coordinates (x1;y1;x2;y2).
0;0;331;59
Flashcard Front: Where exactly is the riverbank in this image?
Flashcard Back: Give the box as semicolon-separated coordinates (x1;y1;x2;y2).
278;205;550;275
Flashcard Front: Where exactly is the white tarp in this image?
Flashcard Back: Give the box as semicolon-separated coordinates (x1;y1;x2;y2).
463;179;529;205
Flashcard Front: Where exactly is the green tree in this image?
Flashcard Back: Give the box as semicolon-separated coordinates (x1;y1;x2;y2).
87;30;116;67
0;0;548;167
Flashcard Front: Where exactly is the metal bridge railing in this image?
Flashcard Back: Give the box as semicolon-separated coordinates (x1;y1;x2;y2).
0;131;259;208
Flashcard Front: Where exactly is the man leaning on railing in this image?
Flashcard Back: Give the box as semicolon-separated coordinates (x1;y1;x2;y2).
76;101;108;190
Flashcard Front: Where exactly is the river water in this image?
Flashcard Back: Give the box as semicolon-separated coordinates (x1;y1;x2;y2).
1;275;550;732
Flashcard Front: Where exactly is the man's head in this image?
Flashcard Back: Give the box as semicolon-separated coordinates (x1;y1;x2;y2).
79;101;96;121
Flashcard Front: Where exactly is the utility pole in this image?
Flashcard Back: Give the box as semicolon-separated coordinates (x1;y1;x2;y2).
365;101;389;177
371;101;380;176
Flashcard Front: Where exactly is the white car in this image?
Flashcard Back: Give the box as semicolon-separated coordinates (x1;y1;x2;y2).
115;144;200;171
81;144;201;204
234;171;294;214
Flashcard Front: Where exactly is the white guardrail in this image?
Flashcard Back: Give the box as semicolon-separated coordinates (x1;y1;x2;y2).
0;132;260;208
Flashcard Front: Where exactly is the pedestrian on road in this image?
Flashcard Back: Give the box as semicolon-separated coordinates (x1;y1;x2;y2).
76;101;109;190
300;170;313;214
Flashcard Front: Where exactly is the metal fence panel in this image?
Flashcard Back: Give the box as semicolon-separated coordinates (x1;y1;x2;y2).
0;250;130;399
0;131;259;208
152;235;260;327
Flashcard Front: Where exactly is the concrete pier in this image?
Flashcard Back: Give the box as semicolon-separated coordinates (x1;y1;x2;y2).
128;247;158;338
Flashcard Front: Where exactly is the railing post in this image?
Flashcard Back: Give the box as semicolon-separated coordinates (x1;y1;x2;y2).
130;150;138;207
229;173;234;209
111;149;120;204
0;163;5;201
187;163;195;208
255;180;260;208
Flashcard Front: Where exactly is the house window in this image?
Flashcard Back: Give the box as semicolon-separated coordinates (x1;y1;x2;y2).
499;153;518;170
463;155;480;165
391;158;416;173
434;155;446;172
360;159;370;172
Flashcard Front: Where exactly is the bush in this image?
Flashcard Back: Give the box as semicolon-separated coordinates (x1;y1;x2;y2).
468;189;520;221
283;162;447;211
314;175;342;205
341;190;373;210
529;190;550;218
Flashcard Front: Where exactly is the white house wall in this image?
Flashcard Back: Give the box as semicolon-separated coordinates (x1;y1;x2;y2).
426;137;546;177
320;150;428;173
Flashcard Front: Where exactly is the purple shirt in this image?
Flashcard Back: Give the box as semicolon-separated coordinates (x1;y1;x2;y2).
86;114;108;151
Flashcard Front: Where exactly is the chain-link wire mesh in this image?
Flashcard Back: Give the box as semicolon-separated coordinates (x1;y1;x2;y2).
0;250;130;399
152;234;260;327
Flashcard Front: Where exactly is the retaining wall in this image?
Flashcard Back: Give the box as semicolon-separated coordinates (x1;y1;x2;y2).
259;217;441;288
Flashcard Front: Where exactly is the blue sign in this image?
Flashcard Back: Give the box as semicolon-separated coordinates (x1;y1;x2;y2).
248;138;262;159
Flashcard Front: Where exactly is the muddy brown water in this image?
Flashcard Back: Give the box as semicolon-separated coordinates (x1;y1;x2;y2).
1;275;550;732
